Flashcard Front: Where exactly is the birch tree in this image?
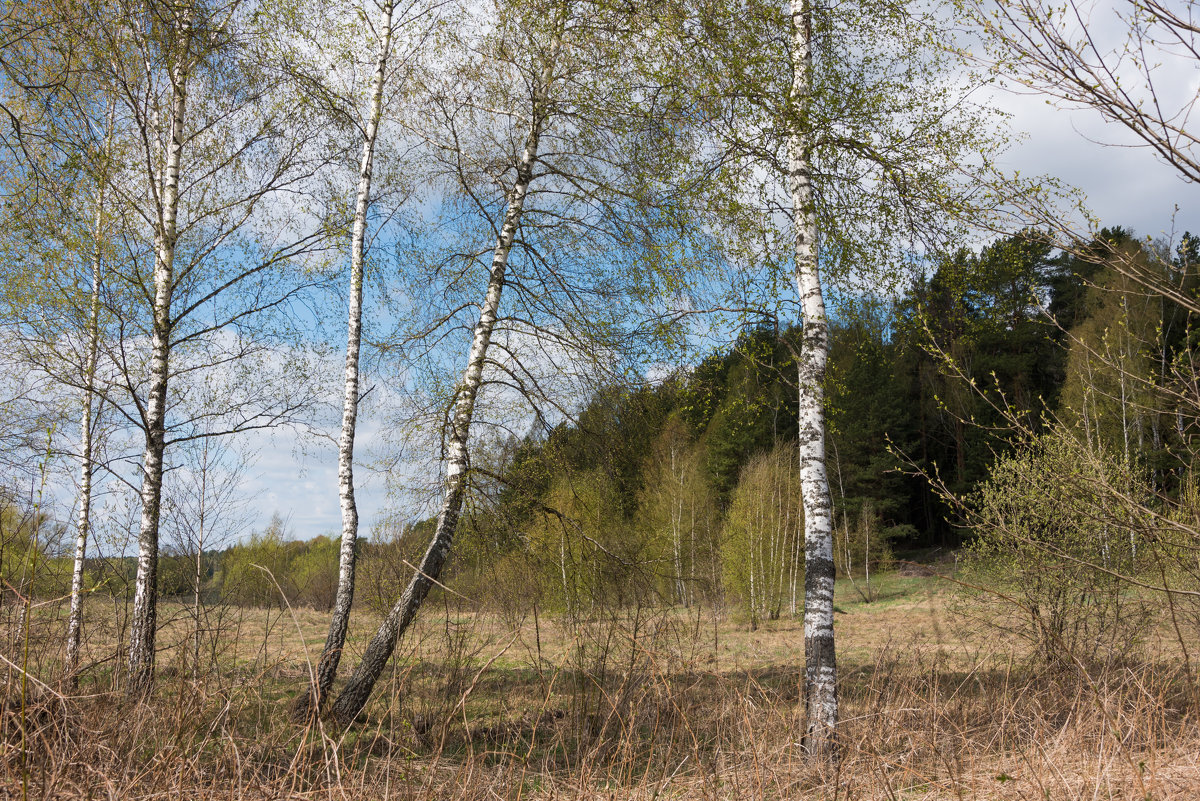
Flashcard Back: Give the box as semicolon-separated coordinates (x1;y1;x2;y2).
278;0;434;721
661;0;1003;757
638;415;718;607
723;443;803;628
65;107;114;682
328;6;553;721
57;0;335;695
787;0;836;752
326;0;699;726
162;431;253;679
314;0;393;722
0;3;123;681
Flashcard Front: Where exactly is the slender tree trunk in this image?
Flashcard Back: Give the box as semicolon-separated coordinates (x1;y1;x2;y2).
1081;358;1095;448
192;436;208;680
1152;414;1161;490
65;160;109;684
775;482;790;620
953;416;966;485
328;113;544;729
294;1;395;722
193;545;202;678
748;512;758;630
787;0;837;759
1118;299;1137;560
128;16;191;696
688;496;696;608
670;445;686;605
790;495;797;617
864;512;871;599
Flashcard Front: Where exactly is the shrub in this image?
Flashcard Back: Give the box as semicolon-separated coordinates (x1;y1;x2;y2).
833;499;898;602
960;428;1147;666
219;516;296;607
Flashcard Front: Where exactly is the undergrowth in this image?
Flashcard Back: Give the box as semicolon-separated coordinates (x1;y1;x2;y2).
3;576;1198;799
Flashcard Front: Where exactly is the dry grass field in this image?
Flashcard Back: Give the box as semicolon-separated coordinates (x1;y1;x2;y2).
3;572;1199;799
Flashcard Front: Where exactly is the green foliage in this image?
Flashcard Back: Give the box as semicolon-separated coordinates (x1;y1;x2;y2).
833;499;897;603
961;429;1146;666
157;552;194;598
451;230;1124;614
215;526;343;610
0;494;69;600
826;307;913;523
1055;232;1200;490
290;535;340;611
886;232;1067;543
721;442;802;628
699;326;797;499
526;470;639;617
635;415;720;606
338;232;1200;625
358;519;435;616
220;518;296;609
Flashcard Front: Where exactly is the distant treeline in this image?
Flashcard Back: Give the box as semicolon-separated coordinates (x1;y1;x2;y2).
435;228;1200;620
4;229;1197;623
0;510;435;614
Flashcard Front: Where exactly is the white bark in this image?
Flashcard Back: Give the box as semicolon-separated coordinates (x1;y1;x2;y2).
329;102;546;727
788;0;838;758
128;12;192;696
65;178;107;683
298;0;396;721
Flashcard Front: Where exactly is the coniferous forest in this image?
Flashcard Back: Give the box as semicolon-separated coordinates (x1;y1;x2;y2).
1;0;1199;798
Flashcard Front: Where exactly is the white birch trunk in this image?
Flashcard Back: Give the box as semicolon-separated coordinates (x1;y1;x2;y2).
128;14;192;696
788;0;838;758
864;516;871;598
65;171;108;683
688;495;696;608
673;507;684;604
296;0;395;721
560;526;571;617
328;108;545;728
193;530;202;678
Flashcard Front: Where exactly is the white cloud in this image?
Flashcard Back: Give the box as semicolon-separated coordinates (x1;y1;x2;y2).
988;86;1197;240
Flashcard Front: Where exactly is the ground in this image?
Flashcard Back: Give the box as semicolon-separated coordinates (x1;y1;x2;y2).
2;571;1198;799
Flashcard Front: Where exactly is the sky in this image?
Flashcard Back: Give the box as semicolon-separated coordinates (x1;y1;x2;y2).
989;91;1198;242
974;0;1198;243
234;17;1200;544
247;107;1195;543
244;409;397;544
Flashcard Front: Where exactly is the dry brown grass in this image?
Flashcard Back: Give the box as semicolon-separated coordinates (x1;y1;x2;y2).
2;573;1198;799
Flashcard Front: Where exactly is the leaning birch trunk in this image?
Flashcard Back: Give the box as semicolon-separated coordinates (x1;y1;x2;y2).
293;1;395;722
128;15;192;696
787;0;838;758
327;115;544;729
65;169;108;684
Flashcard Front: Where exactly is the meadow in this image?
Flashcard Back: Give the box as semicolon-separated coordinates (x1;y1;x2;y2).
4;569;1198;799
